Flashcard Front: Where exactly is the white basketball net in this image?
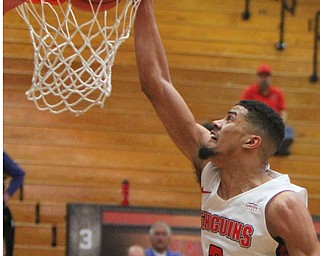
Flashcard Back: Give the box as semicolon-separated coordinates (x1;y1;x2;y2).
16;0;141;115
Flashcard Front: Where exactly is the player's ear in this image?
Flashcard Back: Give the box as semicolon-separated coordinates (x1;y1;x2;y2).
242;135;261;149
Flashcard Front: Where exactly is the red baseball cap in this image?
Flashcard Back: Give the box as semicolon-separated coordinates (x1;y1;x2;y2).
257;64;271;75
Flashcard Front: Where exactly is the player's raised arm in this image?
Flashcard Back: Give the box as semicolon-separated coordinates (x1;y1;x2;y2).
134;0;210;168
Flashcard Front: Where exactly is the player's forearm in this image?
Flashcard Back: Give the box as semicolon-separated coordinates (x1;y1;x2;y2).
133;0;204;165
134;0;171;93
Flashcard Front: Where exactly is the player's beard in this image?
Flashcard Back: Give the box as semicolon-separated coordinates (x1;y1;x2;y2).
198;145;217;160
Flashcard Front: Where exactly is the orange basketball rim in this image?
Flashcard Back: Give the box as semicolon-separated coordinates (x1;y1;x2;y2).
72;0;122;12
29;0;119;12
30;0;67;4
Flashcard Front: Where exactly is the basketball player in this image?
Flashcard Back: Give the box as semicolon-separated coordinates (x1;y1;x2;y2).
134;0;320;255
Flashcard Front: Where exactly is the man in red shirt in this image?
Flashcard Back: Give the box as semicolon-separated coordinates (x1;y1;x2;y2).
241;64;293;155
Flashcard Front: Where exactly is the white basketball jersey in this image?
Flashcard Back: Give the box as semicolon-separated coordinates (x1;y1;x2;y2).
201;162;307;256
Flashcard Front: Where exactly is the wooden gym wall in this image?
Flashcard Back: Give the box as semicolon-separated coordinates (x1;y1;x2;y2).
3;1;320;253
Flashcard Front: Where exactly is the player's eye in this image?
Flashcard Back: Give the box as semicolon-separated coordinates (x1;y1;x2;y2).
226;115;234;121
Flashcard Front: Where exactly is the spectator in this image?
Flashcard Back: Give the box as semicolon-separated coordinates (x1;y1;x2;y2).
241;64;294;155
145;222;182;256
128;245;145;256
3;151;26;256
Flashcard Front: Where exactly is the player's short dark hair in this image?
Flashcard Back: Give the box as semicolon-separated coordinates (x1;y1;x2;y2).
236;100;285;152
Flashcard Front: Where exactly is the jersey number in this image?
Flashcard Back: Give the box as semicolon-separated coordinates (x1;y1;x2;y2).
209;244;223;256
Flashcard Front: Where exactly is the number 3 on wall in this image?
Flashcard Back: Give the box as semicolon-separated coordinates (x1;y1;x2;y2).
209;244;223;256
79;228;93;250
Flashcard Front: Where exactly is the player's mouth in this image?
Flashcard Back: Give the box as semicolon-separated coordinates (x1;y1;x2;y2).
210;132;218;142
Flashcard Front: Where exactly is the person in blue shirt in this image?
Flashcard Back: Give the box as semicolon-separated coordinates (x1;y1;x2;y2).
145;222;182;256
3;151;25;256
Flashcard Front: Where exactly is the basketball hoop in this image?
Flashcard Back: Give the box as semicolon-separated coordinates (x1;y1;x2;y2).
15;0;141;115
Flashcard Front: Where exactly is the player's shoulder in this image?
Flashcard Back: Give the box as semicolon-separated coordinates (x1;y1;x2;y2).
267;190;304;212
266;191;308;235
265;189;320;255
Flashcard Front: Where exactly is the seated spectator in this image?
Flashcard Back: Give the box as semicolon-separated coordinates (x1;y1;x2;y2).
145;222;182;256
3;151;26;256
241;64;294;155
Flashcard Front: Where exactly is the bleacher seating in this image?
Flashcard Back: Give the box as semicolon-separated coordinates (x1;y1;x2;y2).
3;0;320;254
